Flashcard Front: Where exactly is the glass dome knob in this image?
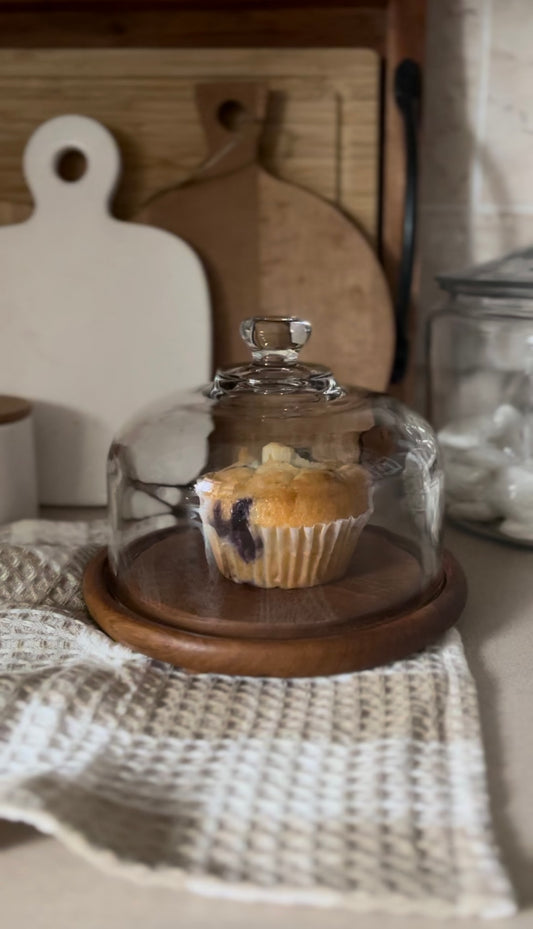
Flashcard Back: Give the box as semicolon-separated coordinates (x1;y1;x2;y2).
240;316;312;366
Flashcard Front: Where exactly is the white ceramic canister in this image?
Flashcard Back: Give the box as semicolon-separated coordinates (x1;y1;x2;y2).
0;396;38;524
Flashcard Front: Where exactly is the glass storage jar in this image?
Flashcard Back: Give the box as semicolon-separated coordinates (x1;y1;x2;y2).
428;247;533;545
84;315;465;677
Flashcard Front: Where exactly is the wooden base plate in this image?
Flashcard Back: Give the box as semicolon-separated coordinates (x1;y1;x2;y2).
115;526;437;638
83;528;467;678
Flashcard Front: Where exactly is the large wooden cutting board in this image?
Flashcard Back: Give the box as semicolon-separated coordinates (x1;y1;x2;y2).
136;82;394;390
0;115;210;506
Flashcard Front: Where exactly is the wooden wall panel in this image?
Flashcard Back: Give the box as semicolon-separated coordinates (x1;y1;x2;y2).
0;48;379;241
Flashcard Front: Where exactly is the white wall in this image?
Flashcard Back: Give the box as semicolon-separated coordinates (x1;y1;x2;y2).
419;0;533;357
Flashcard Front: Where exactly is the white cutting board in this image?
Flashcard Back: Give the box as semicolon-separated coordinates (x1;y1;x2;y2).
0;115;211;505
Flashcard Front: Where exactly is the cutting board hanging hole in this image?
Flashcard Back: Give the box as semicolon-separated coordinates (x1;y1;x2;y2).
217;100;252;133
55;148;88;183
196;83;267;178
23;114;121;211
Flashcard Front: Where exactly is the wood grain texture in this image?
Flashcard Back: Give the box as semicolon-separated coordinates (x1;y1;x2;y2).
0;7;385;51
136;79;394;389
258;170;394;388
83;542;466;678
0;48;379;240
115;526;433;639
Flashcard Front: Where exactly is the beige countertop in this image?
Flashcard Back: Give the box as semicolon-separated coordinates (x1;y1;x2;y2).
1;517;532;928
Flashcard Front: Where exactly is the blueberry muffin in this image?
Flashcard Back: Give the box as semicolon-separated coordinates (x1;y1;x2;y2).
195;443;372;588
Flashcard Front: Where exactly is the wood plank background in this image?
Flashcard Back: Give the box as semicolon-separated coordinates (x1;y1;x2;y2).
0;48;379;242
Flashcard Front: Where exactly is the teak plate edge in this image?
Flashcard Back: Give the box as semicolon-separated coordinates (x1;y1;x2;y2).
83;549;467;678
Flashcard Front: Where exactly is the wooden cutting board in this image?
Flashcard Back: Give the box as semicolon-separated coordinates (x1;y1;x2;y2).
0;48;380;241
0;114;210;506
136;82;394;390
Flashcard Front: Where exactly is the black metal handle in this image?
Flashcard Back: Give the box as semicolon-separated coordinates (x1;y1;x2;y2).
390;59;422;384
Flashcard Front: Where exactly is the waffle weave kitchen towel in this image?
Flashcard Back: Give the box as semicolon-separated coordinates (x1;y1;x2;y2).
0;520;515;918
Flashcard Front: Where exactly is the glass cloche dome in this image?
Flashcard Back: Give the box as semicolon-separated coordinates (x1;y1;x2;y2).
85;316;465;677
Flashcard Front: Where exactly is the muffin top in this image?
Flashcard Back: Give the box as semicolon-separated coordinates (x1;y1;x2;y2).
196;443;370;528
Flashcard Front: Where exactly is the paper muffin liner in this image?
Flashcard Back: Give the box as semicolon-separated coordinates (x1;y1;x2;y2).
198;496;372;589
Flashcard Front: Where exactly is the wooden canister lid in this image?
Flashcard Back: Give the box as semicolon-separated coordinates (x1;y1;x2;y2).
0;395;32;425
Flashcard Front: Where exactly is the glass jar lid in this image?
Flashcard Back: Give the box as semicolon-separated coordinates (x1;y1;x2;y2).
437;245;533;303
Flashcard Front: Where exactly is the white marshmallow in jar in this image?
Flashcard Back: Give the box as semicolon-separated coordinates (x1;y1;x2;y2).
428;246;533;545
0;396;38;525
438;402;533;542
